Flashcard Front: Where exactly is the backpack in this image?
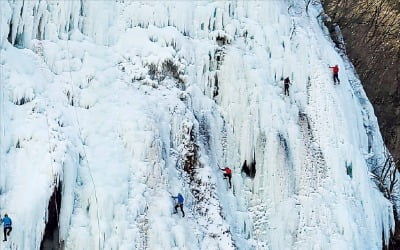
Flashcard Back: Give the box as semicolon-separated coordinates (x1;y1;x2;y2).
284;78;290;84
333;66;339;73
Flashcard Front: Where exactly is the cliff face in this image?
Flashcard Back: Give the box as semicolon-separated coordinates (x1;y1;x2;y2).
0;1;396;249
322;0;400;247
322;0;400;162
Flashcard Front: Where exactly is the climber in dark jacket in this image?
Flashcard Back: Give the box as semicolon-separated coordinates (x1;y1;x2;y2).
220;167;232;188
1;214;12;242
283;77;291;96
172;193;185;217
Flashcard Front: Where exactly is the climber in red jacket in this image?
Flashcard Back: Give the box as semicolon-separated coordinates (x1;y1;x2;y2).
329;65;340;84
220;167;232;188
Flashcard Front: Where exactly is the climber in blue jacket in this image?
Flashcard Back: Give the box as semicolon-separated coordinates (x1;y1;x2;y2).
172;193;185;217
0;213;12;242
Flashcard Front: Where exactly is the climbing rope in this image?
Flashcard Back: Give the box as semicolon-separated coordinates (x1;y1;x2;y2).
0;31;5;215
65;35;102;249
0;17;10;217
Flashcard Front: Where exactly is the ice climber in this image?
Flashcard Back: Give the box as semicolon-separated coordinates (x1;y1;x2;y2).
221;167;232;188
172;193;185;217
283;77;291;96
1;214;12;242
329;65;340;84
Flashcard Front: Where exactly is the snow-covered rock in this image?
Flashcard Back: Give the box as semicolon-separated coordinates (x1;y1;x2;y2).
0;1;394;249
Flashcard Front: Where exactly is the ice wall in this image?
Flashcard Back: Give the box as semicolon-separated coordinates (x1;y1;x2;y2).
0;0;394;249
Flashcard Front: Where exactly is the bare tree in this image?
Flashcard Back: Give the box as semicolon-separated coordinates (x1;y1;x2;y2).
371;149;399;201
370;149;400;248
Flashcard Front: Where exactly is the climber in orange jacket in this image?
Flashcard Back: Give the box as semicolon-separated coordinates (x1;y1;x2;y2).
329;65;340;84
220;167;232;188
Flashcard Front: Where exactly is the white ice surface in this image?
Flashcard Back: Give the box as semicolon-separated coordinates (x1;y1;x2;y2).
0;1;394;250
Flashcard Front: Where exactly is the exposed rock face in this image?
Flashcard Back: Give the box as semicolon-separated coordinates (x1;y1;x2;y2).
322;1;399;247
322;0;400;161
